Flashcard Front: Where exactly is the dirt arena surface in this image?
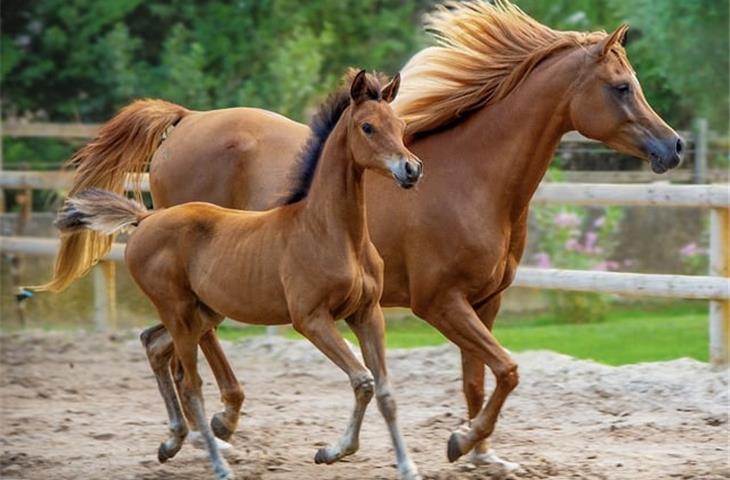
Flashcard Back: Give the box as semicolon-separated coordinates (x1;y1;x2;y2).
1;330;728;480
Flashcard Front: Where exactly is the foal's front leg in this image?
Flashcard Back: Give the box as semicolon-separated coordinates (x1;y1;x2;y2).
291;309;375;465
347;305;420;480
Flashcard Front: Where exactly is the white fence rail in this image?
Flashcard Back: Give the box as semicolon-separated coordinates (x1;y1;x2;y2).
1;171;729;365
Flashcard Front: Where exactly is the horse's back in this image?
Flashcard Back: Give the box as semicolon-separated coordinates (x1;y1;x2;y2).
150;107;310;211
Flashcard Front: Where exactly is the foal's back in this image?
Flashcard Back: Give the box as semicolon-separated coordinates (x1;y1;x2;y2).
126;202;295;325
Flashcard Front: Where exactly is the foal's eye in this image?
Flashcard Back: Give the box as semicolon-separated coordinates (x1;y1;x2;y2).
613;83;631;96
361;123;375;135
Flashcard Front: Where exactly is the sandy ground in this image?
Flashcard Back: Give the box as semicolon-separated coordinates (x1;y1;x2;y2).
0;330;728;480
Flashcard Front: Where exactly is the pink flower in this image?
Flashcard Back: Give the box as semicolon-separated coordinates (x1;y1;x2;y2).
593;216;605;228
592;261;608;271
584;232;598;252
565;238;583;252
555;211;580;228
680;242;705;257
534;252;552;269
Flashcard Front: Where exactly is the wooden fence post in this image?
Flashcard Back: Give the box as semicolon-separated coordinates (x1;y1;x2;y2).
709;207;730;367
693;118;708;184
93;260;117;331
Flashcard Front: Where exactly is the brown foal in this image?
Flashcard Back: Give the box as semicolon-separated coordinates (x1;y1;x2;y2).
53;71;423;480
39;0;683;469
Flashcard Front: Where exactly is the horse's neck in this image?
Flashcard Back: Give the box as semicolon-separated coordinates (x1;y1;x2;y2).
453;48;584;219
301;122;368;250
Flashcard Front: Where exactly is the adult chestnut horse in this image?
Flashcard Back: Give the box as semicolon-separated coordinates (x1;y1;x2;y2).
53;71;423;480
39;0;682;467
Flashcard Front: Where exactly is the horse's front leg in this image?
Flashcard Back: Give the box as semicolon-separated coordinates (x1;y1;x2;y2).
421;293;519;463
346;304;420;480
291;309;375;465
459;295;520;470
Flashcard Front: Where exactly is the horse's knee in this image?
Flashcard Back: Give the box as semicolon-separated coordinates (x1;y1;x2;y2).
351;372;375;404
497;362;519;392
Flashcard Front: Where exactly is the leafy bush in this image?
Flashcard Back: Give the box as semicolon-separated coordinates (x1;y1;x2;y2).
530;204;624;323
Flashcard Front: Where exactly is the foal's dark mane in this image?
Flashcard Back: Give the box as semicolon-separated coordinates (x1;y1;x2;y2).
282;72;383;205
282;90;351;205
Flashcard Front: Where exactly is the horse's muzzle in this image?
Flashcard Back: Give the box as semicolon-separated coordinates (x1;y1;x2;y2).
646;135;684;174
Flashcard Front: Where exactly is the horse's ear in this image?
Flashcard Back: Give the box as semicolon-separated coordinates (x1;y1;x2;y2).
350;69;369;104
600;24;629;57
381;73;401;103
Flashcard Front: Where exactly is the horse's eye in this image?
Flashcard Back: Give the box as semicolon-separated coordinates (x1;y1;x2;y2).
614;83;630;95
361;123;374;135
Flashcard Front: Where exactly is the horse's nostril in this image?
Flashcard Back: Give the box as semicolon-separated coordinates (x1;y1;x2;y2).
404;161;415;176
676;138;684;155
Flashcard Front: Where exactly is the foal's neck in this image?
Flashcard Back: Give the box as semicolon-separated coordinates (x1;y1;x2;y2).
301;119;368;250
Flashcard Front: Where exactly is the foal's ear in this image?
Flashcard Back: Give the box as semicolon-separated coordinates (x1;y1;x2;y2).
599;24;629;57
381;73;401;103
350;69;369;104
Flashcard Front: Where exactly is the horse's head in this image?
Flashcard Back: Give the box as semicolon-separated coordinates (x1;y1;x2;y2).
569;25;684;173
348;70;423;188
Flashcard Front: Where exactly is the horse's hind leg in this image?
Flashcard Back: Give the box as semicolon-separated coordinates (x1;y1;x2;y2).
347;305;420;480
291;310;374;465
199;329;245;441
140;324;188;463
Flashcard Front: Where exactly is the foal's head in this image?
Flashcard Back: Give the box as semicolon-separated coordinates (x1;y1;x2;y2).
569;25;684;173
348;70;423;188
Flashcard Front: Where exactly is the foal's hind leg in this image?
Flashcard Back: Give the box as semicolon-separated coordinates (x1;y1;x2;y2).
199;329;245;441
347;305;420;480
164;308;233;480
291;309;374;465
140;324;188;463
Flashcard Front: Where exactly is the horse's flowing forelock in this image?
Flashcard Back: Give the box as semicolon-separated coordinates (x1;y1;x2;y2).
394;0;608;136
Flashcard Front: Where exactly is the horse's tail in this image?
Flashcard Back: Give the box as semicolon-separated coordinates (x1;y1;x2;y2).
33;99;188;292
55;188;151;236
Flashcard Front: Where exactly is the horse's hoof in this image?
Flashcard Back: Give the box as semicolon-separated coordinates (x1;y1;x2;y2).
469;449;521;471
188;431;233;451
158;441;181;464
214;467;235;480
447;432;467;463
211;413;234;442
397;460;422;480
314;447;330;465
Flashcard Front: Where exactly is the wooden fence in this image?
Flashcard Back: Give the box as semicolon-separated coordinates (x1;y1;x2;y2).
1;121;728;365
1;170;728;365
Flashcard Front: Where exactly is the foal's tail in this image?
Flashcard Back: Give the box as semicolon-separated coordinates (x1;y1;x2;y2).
55;189;151;236
34;99;188;292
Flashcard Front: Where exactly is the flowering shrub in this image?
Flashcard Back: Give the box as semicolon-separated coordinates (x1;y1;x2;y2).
679;241;709;275
530;204;624;323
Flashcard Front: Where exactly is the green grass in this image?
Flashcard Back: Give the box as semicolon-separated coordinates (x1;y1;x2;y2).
218;301;709;365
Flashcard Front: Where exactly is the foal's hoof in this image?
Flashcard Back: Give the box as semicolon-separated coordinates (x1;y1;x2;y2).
469;449;521;471
158;441;182;464
447;432;468;463
188;431;233;451
314;447;331;465
314;444;356;465
211;413;234;442
397;460;422;480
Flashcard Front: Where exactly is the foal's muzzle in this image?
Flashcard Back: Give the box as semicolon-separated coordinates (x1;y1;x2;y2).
390;156;423;189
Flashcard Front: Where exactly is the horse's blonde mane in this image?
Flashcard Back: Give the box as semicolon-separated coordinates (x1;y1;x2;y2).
394;0;608;136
